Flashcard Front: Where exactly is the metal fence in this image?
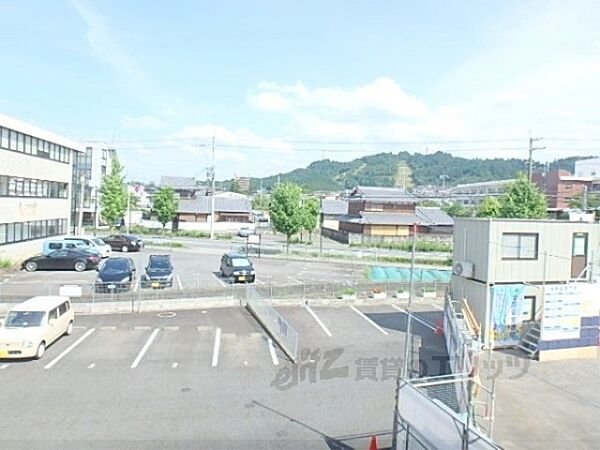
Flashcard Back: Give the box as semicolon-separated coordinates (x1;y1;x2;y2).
0;279;448;303
393;377;501;450
244;286;299;362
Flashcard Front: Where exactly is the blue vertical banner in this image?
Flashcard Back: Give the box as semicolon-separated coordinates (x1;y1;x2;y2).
491;284;526;346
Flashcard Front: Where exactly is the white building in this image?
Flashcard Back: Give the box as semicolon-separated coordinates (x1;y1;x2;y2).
574;157;600;177
71;145;115;229
0;115;84;262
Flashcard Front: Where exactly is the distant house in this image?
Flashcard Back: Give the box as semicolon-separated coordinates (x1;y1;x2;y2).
174;196;252;231
323;186;453;244
160;176;202;199
447;179;513;207
532;170;592;210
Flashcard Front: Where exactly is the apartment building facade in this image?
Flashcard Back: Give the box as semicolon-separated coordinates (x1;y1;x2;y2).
0;115;83;262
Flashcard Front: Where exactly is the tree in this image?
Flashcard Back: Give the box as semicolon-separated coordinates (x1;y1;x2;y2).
128;191;141;210
229;179;242;193
99;155;128;226
153;186;178;229
443;202;472;218
500;174;547;219
302;197;320;241
476;197;502;218
269;182;305;253
252;194;270;210
569;192;600;210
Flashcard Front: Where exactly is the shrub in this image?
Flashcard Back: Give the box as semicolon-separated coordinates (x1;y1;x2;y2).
372;286;384;294
340;287;356;296
0;258;13;269
349;240;453;253
396;287;406;294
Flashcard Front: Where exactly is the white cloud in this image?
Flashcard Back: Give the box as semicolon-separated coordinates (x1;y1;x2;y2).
121;115;164;129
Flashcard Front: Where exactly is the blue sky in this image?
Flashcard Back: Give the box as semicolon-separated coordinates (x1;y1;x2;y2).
1;0;599;181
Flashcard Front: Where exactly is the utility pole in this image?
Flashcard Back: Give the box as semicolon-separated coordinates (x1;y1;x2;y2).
126;185;131;235
210;136;216;240
77;174;85;234
402;223;418;378
528;137;545;181
319;197;323;257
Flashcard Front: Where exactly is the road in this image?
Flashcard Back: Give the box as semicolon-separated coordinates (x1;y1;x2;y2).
0;303;448;449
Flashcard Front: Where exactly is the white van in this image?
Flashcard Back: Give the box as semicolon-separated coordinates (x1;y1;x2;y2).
0;296;75;360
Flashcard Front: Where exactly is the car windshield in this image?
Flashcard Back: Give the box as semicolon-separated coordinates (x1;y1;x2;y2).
92;238;105;246
102;260;129;272
150;259;170;270
231;258;251;267
4;311;46;328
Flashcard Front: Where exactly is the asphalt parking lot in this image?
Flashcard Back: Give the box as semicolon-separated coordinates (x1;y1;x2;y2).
0;302;447;450
0;246;368;301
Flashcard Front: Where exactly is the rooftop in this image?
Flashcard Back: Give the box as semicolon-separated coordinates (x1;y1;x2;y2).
322;199;348;215
178;197;252;214
160;176;198;190
0;114;83;152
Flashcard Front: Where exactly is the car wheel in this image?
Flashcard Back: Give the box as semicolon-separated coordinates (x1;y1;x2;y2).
34;342;46;360
25;261;38;272
65;321;73;336
121;245;129;252
74;261;86;272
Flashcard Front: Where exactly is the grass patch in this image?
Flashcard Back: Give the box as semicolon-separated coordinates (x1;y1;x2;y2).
288;250;451;267
349;240;452;253
0;258;13;269
145;240;185;249
127;226;234;241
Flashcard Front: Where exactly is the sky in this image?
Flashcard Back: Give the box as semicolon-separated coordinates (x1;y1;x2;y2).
1;0;599;182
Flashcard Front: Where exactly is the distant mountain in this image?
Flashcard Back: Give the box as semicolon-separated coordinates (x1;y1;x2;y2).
244;151;595;193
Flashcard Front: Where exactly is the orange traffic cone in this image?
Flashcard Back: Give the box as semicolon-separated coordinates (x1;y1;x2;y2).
369;435;378;450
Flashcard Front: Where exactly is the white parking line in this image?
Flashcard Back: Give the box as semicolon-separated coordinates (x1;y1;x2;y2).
133;278;139;292
267;338;279;366
303;304;332;337
176;274;183;290
391;305;437;332
287;276;303;284
0;364;8;370
130;328;160;369
211;328;222;367
349;305;389;336
171;362;179;369
44;328;96;369
214;274;228;287
87;363;96;369
431;303;444;311
254;278;265;285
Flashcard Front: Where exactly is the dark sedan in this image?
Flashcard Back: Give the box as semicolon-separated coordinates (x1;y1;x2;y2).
22;249;101;272
95;257;136;292
102;234;144;252
220;252;255;283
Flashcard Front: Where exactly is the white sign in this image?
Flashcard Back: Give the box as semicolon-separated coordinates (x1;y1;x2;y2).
247;234;260;244
541;284;582;341
59;285;82;297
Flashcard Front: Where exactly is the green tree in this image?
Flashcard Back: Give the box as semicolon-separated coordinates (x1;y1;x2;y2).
569;192;600;210
269;182;305;253
443;202;472;218
252;194;270;210
128;191;140;210
302;197;320;241
153;186;178;229
229;179;242;193
500;174;547;218
99;156;128;226
476;197;502;218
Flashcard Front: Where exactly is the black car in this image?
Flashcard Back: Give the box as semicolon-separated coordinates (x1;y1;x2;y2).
141;255;174;289
22;249;101;272
220;252;255;283
95;257;136;292
102;234;143;252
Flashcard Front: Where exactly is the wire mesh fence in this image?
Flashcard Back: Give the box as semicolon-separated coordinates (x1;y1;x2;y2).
0;279;448;303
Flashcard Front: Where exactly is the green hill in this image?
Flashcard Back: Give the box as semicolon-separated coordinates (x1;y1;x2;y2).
246;151;594;193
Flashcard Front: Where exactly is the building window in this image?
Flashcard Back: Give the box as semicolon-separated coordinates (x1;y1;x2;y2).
0;218;67;246
501;233;538;260
0;174;69;198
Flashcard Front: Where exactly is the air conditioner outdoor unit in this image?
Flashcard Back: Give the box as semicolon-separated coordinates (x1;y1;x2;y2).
453;260;474;278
